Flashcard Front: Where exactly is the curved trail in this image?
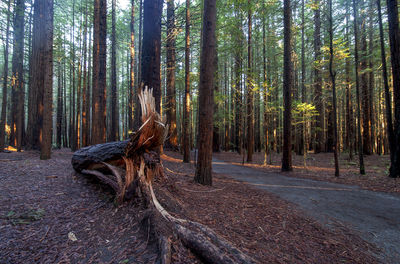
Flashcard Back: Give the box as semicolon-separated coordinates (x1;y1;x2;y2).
212;159;400;263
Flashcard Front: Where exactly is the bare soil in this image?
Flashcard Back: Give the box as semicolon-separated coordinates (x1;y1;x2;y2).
0;149;380;263
214;151;400;194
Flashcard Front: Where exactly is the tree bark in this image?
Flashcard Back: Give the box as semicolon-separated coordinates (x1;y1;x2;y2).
183;0;191;162
128;0;135;133
10;0;25;151
282;0;293;171
0;0;12;151
328;0;339;176
352;0;366;174
313;0;324;153
141;0;163;114
40;0;53;160
165;0;178;151
246;0;254;162
386;0;400;178
92;0;107;145
195;0;216;185
110;0;118;142
377;0;395;173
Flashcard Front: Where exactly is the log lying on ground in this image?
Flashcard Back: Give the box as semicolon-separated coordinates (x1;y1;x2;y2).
72;88;255;264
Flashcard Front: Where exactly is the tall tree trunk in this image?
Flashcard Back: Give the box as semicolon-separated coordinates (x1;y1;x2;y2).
262;6;269;165
213;47;220;152
299;0;305;156
234;9;243;154
128;0;135;133
328;0;339;176
141;0;163;113
377;0;395;171
313;0;324;153
368;0;376;153
165;0;178;150
10;0;25;151
0;0;12;151
183;0;191;162
352;0;366;174
92;0;107;145
360;0;372;155
71;0;76;150
40;0;53;160
345;1;354;160
134;0;143;131
387;0;400;178
246;0;254;162
110;0;118;141
82;0;89;147
56;61;63;148
282;0;293;171
195;0;216;185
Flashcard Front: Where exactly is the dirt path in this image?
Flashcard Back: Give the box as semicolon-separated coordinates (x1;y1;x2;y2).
0;150;158;263
212;158;400;263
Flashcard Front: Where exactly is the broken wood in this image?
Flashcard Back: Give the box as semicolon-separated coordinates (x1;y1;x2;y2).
72;87;255;264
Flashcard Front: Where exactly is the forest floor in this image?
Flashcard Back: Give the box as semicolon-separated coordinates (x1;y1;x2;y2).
0;149;383;263
214;151;400;194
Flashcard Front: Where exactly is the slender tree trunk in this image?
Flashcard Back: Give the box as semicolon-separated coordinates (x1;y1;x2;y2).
352;0;366;174
134;0;143;131
195;0;216;185
141;0;163;113
110;0;118;141
56;61;63;149
345;2;354;160
263;6;269;165
82;0;89;147
328;0;339;176
246;0;254;162
386;0;400;178
368;0;376;153
0;0;12;151
282;0;293;171
92;0;107;145
40;0;53;160
299;0;305;156
377;0;395;170
165;0;178;150
313;0;324;153
212;47;220;153
183;0;191;162
11;0;25;151
128;0;135;133
234;9;243;154
71;0;76;150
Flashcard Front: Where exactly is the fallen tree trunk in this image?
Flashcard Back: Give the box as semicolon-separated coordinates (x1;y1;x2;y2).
72;88;255;264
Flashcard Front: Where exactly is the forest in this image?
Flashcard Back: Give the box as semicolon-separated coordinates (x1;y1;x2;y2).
0;0;400;263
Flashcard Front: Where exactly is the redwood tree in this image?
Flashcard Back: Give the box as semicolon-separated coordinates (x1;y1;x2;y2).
10;0;25;151
40;0;53;160
183;0;190;162
165;0;178;150
141;0;163;113
282;0;292;171
387;0;400;178
0;0;12;151
195;0;217;185
91;0;107;145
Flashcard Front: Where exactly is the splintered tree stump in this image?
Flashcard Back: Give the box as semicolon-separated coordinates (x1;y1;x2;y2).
72;88;255;264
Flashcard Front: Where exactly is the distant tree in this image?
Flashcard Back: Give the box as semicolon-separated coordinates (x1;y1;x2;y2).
246;0;254;162
110;0;119;141
313;0;324;153
183;0;190;162
195;0;217;185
